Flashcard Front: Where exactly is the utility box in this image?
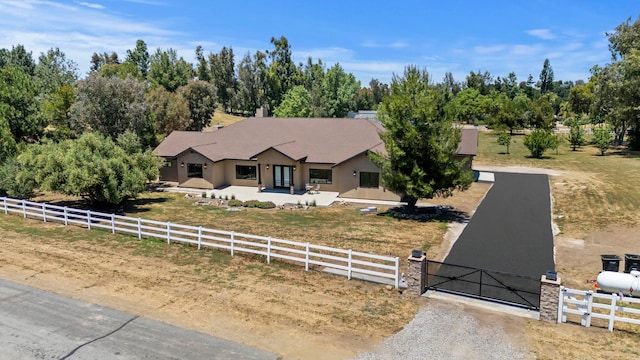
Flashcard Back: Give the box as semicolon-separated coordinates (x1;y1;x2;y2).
601;254;621;272
624;254;640;273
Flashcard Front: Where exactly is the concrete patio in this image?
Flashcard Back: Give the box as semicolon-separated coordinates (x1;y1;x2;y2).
161;185;406;207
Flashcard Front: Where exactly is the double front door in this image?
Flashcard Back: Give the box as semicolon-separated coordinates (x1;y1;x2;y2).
273;165;292;188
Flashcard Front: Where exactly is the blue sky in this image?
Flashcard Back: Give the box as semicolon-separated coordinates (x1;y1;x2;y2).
1;0;638;85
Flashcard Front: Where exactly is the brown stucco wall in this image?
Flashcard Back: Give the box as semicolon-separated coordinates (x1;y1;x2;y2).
254;149;302;190
335;153;401;201
224;160;259;187
176;151;214;189
159;158;178;182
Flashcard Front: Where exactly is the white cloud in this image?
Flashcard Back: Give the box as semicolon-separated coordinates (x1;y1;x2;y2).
526;29;556;40
361;40;409;49
474;45;507;54
294;47;354;62
78;2;105;9
511;44;544;56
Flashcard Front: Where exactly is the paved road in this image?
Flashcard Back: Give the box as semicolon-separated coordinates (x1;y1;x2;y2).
0;279;278;360
444;172;555;278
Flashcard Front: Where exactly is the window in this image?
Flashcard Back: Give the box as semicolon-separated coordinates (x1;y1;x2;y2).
236;165;257;180
187;163;203;178
309;168;332;184
359;172;379;188
164;161;172;168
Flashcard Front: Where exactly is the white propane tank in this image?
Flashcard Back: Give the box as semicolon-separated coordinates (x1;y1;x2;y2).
597;270;640;295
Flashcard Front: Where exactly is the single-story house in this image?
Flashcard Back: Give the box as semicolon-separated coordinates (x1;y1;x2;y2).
153;117;478;201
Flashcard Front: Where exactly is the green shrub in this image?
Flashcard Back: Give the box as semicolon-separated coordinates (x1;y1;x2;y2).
231;194;236;200
201;191;207;198
257;201;276;209
243;200;261;208
228;199;243;207
224;195;229;200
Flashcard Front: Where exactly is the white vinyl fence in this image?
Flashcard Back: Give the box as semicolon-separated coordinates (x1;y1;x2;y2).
1;197;400;288
559;286;640;331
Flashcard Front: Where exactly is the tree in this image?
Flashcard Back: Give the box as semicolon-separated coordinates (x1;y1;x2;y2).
0;156;36;199
90;51;120;72
235;52;264;115
497;133;512;154
208;46;237;112
273;86;313;117
148;48;193;92
523;129;554;158
17;133;161;204
265;36;300;109
71;74;150;143
41;84;75;140
445;88;488;124
99;62;143;80
592;126;614;155
539;58;554;94
0;66;42;141
0;45;36;76
369;78;390;106
34;47;78;95
322;63;360;117
146;86;190;136
194;45;210;82
568;123;586;151
371;65;473;209
125;39;150;78
178;80;217;131
0;115;17;160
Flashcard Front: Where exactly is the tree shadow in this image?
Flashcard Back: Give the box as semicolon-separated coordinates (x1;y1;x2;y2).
40;196;167;215
378;205;470;223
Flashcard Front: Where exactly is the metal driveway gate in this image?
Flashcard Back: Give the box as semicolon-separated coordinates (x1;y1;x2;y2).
426;260;541;311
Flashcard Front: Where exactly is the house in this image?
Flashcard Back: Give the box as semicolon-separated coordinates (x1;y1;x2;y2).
153;117;478;201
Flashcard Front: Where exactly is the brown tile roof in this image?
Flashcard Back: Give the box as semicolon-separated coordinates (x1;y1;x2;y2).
154;117;385;165
154;117;477;164
458;128;479;156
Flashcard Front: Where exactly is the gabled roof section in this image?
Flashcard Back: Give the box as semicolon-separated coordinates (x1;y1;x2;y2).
251;141;308;161
153;131;216;158
458;128;479;156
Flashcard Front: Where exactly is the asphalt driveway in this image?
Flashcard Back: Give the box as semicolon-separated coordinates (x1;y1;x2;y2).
444;172;555;278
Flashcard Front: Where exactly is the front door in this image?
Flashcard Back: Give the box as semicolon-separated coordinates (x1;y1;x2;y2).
273;165;292;188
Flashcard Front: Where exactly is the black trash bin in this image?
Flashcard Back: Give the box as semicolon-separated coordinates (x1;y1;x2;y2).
624;254;640;273
601;254;621;272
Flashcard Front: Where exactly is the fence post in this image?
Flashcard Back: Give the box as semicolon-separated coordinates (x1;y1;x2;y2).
608;295;617;331
395;257;400;289
230;232;235;256
540;273;562;323
22;200;26;218
87;210;92;230
585;291;594;327
406;251;426;296
267;237;272;264
137;218;142;239
64;207;68;226
347;250;352;280
557;286;565;323
198;226;202;250
42;203;47;223
2;198;6;215
167;222;171;244
305;243;310;271
111;214;115;234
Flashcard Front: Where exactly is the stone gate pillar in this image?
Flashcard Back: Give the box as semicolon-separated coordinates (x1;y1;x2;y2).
539;273;562;323
406;251;426;296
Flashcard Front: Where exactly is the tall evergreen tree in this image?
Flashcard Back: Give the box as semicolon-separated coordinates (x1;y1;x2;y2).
371;66;473;208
